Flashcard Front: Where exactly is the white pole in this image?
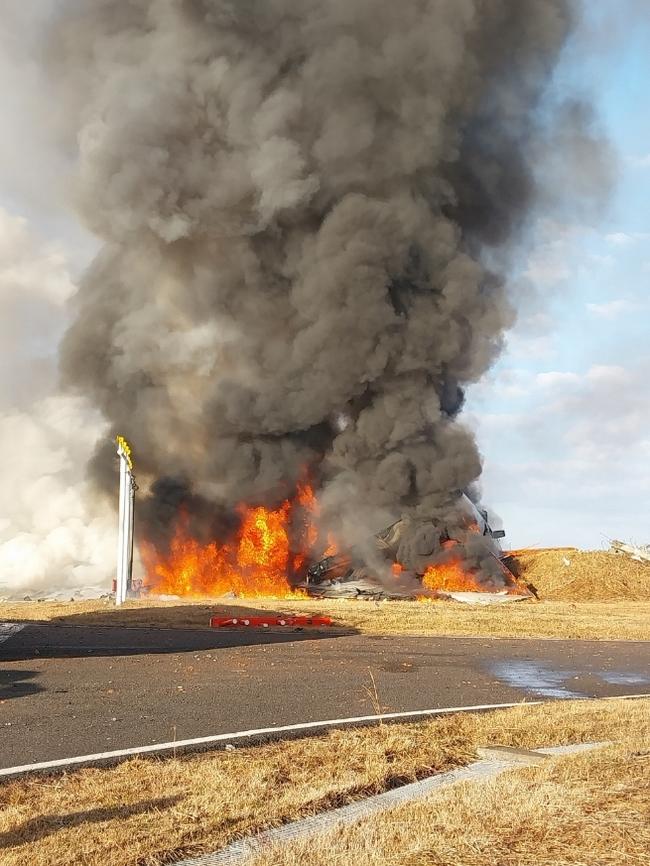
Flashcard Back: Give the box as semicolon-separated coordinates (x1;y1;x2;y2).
116;437;135;606
116;447;128;606
127;475;136;592
119;468;130;605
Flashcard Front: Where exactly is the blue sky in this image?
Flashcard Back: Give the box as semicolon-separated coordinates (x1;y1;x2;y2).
467;3;650;548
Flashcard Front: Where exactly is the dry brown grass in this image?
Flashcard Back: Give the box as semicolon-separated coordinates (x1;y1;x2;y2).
253;733;650;866
1;595;650;640
511;548;650;601
0;698;648;866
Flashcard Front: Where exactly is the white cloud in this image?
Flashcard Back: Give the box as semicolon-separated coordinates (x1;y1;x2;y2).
605;232;634;245
605;231;650;245
534;362;649;463
535;370;581;388
586;299;639;318
588;253;615;266
515;311;554;336
584;364;630;385
475;360;650;548
630;153;650;168
506;332;556;361
470;368;533;404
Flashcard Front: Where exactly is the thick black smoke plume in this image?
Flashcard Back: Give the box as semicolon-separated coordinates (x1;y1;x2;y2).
52;0;591;552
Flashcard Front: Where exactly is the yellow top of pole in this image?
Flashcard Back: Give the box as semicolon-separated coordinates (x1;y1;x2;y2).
116;435;134;471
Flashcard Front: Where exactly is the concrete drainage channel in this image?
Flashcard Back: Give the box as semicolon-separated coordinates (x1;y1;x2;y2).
173;742;607;866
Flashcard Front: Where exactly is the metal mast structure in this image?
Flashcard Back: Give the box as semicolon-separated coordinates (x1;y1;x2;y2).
115;436;136;606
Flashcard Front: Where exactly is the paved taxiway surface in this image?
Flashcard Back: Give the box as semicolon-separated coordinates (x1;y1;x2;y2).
1;621;649;768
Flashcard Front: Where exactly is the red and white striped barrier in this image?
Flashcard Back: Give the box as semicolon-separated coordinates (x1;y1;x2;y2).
210;615;333;629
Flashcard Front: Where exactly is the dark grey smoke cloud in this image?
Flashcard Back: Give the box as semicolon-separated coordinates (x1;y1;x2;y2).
51;0;593;552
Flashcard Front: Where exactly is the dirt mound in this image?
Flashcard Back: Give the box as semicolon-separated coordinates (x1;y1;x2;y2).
509;548;650;601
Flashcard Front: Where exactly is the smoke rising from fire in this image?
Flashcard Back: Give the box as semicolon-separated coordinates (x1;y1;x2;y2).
0;207;113;597
49;1;604;570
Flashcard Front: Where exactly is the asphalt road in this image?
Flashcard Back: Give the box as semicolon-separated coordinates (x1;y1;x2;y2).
1;621;649;769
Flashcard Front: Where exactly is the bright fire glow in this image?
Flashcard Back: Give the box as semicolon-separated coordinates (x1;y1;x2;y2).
420;540;483;593
421;541;526;595
140;487;524;600
141;483;322;598
421;560;486;593
323;533;339;557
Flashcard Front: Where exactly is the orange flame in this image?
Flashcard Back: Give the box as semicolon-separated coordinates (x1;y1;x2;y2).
140;485;524;600
323;533;339;557
141;482;326;598
420;540;527;596
419;540;479;592
421;560;486;593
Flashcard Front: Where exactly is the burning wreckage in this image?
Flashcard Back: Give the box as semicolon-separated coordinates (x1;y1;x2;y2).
299;496;529;602
137;482;531;604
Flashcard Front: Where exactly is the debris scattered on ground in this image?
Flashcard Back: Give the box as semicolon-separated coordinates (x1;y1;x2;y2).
210;615;334;629
440;591;530;606
609;539;650;563
0;587;112;603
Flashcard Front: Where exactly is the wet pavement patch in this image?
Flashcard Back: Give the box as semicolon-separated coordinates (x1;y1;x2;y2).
489;660;584;698
600;671;650;686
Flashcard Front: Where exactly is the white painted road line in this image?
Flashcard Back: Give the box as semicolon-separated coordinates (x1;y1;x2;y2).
0;623;25;645
1;693;649;781
0;701;539;779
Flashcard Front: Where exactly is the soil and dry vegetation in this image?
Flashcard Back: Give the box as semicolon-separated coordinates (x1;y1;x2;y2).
1;549;649;641
252;736;650;866
0;697;648;866
508;548;650;602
